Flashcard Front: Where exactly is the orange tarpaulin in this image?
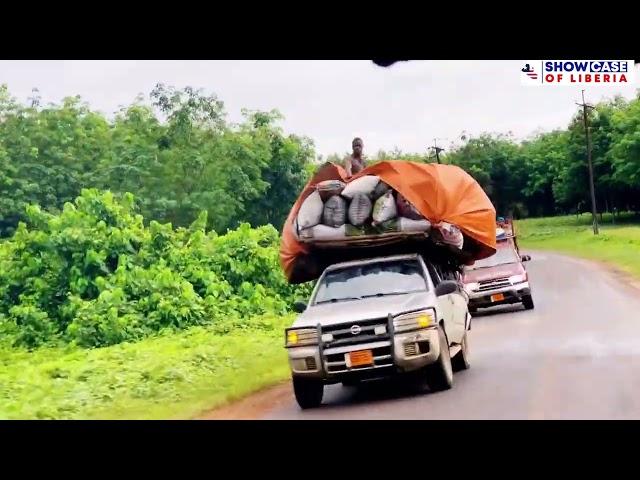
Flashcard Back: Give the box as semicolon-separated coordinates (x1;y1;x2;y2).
280;161;497;284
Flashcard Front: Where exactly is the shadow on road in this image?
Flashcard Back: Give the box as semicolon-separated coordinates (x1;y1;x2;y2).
329;378;427;408
321;370;472;409
472;304;524;318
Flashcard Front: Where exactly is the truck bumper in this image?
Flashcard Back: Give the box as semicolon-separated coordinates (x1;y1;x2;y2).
288;327;440;383
467;282;531;309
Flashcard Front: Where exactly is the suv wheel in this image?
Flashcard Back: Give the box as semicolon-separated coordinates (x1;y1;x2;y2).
452;332;470;372
523;295;534;310
292;376;324;409
425;326;453;392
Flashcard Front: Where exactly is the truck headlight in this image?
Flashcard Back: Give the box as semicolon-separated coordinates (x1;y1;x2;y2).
285;328;318;347
464;282;479;293
393;309;436;333
509;274;527;285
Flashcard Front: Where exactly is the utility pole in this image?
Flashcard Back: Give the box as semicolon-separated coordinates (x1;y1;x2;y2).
576;90;599;235
430;138;444;164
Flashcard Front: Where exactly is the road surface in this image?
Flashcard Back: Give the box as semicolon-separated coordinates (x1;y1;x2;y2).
260;251;640;419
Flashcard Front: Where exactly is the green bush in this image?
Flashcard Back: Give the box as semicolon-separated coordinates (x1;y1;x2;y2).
0;189;310;348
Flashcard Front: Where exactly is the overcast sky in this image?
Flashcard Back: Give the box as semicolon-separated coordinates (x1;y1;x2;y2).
1;60;638;157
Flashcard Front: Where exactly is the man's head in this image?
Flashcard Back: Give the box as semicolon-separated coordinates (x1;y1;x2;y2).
352;137;364;157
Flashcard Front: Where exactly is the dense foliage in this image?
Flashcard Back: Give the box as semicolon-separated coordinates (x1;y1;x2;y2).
337;95;640;219
0;189;311;348
0;84;315;237
2;82;639;348
443;96;640;218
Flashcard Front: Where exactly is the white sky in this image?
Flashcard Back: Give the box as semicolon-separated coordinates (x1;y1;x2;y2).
1;60;638;157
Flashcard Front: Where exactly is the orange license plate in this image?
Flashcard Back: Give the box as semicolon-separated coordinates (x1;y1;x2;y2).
491;293;505;302
348;350;373;367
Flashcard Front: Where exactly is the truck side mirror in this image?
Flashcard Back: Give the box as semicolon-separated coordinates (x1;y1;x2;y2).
521;255;531;262
293;300;307;313
435;280;458;297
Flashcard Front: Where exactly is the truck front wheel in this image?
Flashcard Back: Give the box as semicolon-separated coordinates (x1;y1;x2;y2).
523;295;534;310
451;332;470;372
425;326;453;392
292;377;324;409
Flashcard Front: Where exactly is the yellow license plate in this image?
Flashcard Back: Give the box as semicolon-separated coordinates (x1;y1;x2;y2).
491;293;505;302
349;350;373;367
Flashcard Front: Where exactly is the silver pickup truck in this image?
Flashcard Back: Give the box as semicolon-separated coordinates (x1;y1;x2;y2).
285;253;472;409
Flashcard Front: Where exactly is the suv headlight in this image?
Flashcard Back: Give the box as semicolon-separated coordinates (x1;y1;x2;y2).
393;309;436;333
509;274;527;285
464;282;479;293
285;328;318;347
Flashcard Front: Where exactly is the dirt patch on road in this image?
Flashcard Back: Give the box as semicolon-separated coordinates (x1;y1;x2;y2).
563;254;640;295
527;250;640;295
601;264;640;294
197;381;292;420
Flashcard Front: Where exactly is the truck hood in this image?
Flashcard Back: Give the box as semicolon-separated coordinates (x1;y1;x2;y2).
463;263;524;283
293;291;434;328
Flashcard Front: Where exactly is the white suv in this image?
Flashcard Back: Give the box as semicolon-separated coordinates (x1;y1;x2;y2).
285;253;472;409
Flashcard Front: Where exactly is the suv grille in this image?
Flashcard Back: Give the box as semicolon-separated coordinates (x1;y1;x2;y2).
477;277;511;291
321;317;390;348
321;318;393;374
325;345;393;373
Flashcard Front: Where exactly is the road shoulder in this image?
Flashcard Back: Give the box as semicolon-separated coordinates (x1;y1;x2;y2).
197;381;292;420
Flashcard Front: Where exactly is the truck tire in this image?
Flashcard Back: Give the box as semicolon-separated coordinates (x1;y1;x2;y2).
425;326;453;392
523;295;534;310
293;377;324;409
451;333;470;372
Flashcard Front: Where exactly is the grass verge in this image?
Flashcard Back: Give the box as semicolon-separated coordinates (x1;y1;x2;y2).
516;213;640;279
0;314;293;420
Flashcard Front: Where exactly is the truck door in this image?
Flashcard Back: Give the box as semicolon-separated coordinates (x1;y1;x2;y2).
448;270;469;339
424;262;457;344
433;264;467;344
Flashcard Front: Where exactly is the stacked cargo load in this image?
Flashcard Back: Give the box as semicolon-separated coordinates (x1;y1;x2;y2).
280;161;497;284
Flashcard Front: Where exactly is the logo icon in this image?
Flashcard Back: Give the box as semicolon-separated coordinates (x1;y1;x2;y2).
350;325;361;335
522;63;538;80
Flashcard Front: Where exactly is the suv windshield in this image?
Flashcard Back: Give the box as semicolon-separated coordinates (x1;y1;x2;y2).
313;259;428;304
466;243;520;270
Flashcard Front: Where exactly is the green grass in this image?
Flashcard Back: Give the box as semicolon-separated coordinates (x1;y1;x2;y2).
4;212;637;420
516;212;640;279
0;314;293;420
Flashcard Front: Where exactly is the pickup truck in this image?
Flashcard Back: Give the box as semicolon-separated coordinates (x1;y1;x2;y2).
285;253;472;409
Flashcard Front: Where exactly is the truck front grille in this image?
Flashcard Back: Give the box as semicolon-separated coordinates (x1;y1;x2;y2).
321;317;390;348
320;318;394;374
477;277;511;291
324;345;393;373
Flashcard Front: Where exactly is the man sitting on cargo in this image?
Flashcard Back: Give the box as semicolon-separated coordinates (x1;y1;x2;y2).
344;137;367;177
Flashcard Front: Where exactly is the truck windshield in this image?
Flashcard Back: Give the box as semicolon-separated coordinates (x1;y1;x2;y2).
466;244;520;270
313;259;428;304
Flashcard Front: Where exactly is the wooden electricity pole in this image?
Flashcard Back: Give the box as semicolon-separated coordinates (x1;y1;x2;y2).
576;90;599;235
430;139;444;164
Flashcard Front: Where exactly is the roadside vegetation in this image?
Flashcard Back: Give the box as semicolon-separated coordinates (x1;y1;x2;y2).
517;213;640;279
0;315;292;420
1;82;639;419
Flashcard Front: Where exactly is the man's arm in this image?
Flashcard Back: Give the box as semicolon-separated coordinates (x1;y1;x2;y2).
344;156;353;176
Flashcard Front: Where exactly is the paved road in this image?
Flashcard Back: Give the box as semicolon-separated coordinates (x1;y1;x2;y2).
263;252;640;419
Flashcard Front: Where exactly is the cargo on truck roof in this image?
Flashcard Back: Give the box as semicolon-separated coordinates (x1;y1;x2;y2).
280;160;497;284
